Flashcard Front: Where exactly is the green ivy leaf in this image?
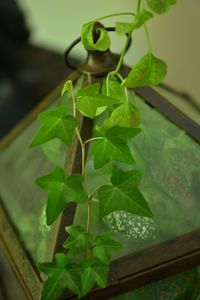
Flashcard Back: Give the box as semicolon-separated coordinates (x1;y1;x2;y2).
39;254;82;300
29;106;77;148
81;21;110;51
105;126;141;142
96;167;153;219
36;167;87;225
63;225;93;252
78;82;109;116
115;22;133;36
102;78;125;101
61;80;72;96
122;53;167;88
101;102;140;132
77;82;100;97
79;258;109;296
93;232;122;264
116;10;153;35
132;9;153;29
91;126;141;169
146;0;176;14
76;94;120;119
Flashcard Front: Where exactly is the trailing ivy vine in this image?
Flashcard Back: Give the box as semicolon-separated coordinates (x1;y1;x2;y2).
29;0;176;299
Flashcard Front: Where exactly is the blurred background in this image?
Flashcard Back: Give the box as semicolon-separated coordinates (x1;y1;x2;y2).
0;0;199;138
18;0;200;98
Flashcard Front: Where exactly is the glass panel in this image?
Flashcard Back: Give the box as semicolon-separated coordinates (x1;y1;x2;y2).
0;100;64;264
0;77;83;265
74;91;200;257
111;267;200;300
154;85;200;125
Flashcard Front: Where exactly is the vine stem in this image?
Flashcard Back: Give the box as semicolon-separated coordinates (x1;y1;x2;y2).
105;0;145;92
86;197;92;234
144;24;152;53
115;33;131;74
71;84;76;117
106;71;113;96
71;85;85;176
75;128;85;176
105;33;131;95
71;84;92;239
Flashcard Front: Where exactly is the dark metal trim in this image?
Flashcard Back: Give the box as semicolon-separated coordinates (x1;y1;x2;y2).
65;229;200;299
159;82;200;112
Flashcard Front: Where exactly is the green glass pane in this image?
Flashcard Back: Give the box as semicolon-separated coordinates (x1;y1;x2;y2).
74;90;200;257
154;85;200;125
0;104;63;264
0;77;83;265
111;268;199;300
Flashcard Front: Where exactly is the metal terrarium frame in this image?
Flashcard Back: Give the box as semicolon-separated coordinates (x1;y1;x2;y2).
0;26;200;300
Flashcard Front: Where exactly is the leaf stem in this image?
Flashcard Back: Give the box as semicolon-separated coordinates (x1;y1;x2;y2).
75;128;85;176
106;71;114;96
86;197;92;234
144;24;152;53
70;83;92;240
96;12;135;22
125;87;129;101
71;84;85;177
113;33;131;74
105;33;131;95
84;137;104;145
137;0;142;15
89;187;100;199
114;72;124;83
71;84;76;117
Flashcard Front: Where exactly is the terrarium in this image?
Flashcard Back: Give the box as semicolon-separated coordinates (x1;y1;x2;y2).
0;1;200;299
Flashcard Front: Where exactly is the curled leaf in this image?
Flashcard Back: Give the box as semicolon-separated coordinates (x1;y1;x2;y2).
81;21;110;51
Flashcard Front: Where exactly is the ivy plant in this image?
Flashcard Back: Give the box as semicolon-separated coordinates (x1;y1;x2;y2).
30;0;176;299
